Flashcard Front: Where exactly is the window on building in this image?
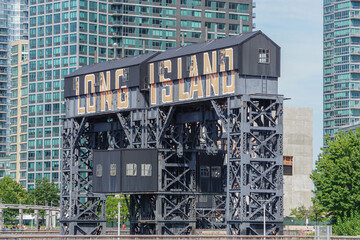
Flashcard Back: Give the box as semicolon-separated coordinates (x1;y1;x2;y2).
126;163;137;176
96;164;102;177
10;173;16;180
211;166;221;178
200;166;210;177
52;172;59;181
20;162;26;170
110;164;116;176
45;151;51;160
258;48;270;64
36;162;42;171
141;164;152;176
52;151;59;160
283;156;293;176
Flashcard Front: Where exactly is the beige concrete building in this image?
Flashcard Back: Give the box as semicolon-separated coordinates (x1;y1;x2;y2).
9;40;28;187
283;106;313;216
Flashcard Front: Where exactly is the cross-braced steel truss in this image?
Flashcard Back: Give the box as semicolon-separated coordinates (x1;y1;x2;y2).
61;94;283;235
60;118;106;235
212;95;283;235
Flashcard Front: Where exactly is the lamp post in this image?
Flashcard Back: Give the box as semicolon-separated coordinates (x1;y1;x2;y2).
113;43;118;60
263;203;266;237
315;210;318;226
118;201;121;236
258;199;267;237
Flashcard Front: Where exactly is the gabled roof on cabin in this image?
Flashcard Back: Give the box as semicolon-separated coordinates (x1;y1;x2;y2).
149;30;277;62
65;31;277;78
66;51;158;78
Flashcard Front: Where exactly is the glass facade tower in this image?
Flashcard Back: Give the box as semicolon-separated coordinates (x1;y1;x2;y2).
0;16;8;159
111;0;254;56
1;0;29;41
27;0;254;190
2;0;29;184
10;40;28;187
27;0;111;190
324;0;360;137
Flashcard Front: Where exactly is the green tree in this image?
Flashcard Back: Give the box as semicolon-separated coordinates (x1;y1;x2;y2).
290;204;329;223
28;177;60;206
333;212;360;236
0;176;28;222
311;129;360;222
290;206;310;221
106;195;129;227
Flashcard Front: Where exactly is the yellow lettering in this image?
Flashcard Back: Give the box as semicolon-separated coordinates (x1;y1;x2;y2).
117;87;129;109
159;60;173;103
204;51;219;96
179;79;190;100
189;55;198;77
207;73;219;96
177;58;182;79
100;71;112;111
190;76;203;99
162;81;173;103
203;51;217;75
222;70;235;94
76;77;85;114
220;48;234;72
115;68;124;89
149;63;156;105
85;74;96;113
159;60;171;82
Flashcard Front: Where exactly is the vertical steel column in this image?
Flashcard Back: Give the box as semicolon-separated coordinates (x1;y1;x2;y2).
225;95;283;235
60;117;106;235
212;95;283;235
153;106;196;235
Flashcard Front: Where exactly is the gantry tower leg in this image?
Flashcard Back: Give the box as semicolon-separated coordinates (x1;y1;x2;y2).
60;117;106;235
212;95;283;235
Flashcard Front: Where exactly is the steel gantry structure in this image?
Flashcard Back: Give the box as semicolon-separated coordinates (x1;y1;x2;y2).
60;31;283;236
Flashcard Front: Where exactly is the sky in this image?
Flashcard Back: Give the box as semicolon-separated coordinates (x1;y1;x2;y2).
255;0;323;161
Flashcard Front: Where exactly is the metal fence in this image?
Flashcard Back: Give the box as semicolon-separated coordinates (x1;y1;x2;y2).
0;235;359;240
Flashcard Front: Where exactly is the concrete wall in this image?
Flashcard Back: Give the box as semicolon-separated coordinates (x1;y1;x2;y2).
283;106;313;216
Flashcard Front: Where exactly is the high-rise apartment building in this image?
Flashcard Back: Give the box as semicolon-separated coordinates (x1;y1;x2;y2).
10;40;28;187
111;0;254;56
1;0;29;183
323;1;360;137
0;16;8;159
27;0;254;190
27;0;112;190
0;0;29;41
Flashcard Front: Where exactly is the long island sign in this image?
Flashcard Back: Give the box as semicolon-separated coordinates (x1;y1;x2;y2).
64;31;280;118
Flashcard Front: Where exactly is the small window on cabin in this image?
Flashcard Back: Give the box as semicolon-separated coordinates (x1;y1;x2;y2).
200;166;210;177
96;164;102;177
110;163;116;176
258;48;270;64
211;166;221;178
141;164;152;176
126;163;137;176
